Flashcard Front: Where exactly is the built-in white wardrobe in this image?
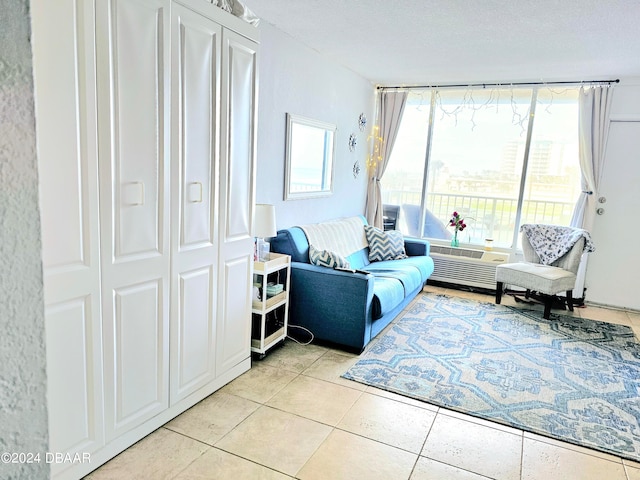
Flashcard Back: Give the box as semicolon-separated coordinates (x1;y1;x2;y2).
32;1;258;478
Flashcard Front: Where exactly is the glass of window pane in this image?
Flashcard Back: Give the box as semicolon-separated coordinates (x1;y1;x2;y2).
382;87;582;251
426;88;534;247
381;92;432;237
517;88;581;245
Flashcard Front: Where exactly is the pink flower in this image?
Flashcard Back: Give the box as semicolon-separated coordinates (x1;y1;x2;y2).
449;211;466;232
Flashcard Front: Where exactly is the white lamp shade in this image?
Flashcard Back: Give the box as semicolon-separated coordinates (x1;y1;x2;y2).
253;204;277;238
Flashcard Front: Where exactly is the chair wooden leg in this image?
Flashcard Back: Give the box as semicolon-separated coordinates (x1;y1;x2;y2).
543;298;552;319
496;282;503;304
566;290;574;312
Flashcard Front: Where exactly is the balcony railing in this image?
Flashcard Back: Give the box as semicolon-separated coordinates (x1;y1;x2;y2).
383;190;575;247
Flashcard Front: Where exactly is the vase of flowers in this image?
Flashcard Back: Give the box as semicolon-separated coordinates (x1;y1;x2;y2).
449;211;466;247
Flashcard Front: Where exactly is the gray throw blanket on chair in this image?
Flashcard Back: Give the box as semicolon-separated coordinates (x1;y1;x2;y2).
521;224;595;265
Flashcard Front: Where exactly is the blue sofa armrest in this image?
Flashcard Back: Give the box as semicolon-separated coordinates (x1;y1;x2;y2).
404;237;431;257
287;262;375;352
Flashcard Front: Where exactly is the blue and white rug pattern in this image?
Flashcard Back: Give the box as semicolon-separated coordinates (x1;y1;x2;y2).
343;293;640;461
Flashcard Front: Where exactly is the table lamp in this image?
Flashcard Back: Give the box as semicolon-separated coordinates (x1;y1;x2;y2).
253;204;277;261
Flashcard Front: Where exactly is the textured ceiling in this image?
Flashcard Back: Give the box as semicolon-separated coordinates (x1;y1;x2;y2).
240;0;640;86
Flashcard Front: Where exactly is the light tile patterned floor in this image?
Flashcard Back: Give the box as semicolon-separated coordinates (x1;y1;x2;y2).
86;285;640;480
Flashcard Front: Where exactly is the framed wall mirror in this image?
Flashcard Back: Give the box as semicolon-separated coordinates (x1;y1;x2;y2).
284;113;336;200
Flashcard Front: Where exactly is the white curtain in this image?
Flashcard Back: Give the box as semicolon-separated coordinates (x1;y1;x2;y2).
570;85;614;231
365;90;408;228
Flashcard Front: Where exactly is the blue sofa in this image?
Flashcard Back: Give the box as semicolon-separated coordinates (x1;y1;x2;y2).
270;216;435;352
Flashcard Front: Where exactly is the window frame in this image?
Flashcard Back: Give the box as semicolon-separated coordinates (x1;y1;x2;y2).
383;86;581;253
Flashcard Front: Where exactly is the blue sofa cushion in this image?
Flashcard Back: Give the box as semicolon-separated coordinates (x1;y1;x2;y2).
369;256;432;283
367;264;423;297
371;276;405;319
345;249;369;270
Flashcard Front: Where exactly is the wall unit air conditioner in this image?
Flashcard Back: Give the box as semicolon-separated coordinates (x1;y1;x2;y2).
429;245;509;290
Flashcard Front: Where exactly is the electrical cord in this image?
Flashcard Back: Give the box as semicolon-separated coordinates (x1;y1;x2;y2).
286;324;314;345
262;265;314;345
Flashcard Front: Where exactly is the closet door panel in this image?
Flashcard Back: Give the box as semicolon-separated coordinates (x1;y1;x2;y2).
45;297;102;466
35;0;93;272
32;0;105;476
216;254;252;374
217;30;257;375
97;0;171;441
110;0;167;259
111;280;166;435
223;33;257;240
169;3;220;403
179;15;219;248
174;267;215;397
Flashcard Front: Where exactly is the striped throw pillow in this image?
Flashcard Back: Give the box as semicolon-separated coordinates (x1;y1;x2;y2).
364;225;407;262
309;244;350;269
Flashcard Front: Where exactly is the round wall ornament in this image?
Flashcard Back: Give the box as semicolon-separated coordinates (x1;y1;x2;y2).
358;113;367;131
353;160;361;178
348;133;357;152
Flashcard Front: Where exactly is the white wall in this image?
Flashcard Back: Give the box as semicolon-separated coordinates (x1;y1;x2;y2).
254;23;375;229
0;1;49;478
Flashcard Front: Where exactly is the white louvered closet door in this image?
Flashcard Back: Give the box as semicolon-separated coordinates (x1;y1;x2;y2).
169;3;222;404
95;0;172;441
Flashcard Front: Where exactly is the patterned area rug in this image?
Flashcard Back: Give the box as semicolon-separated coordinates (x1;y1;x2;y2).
343;293;640;461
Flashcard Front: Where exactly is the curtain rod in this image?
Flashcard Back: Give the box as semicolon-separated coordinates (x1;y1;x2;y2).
377;79;620;90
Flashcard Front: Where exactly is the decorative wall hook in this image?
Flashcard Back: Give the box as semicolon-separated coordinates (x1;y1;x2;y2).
348;133;357;152
358;113;367;131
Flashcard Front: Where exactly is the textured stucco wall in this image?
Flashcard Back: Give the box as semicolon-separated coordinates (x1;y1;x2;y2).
0;1;49;479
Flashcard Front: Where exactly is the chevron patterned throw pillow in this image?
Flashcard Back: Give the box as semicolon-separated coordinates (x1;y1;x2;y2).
308;244;351;269
364;225;408;262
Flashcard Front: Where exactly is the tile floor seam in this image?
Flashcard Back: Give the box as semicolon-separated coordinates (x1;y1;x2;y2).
417;404;439;456
435;408;525;438
221;389;270;408
623;461;638;480
333;390;365;428
257;401;350;431
420;456;499;480
247;365;301;404
360;386;441;412
294;427;420;480
522;431;627;464
212;440;297;479
331;422;426;458
163;442;211;480
405;455;421;480
160;425;218;448
201;403;277;449
623;458;640;469
291;425;337;479
216;445;296;479
298;373;371;397
519;429;525;480
418;451;500;480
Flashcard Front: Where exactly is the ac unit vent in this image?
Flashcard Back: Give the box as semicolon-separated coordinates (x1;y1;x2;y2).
430;245;484;259
429;247;509;290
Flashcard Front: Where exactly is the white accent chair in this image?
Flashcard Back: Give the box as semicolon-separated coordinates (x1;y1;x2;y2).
495;233;586;319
